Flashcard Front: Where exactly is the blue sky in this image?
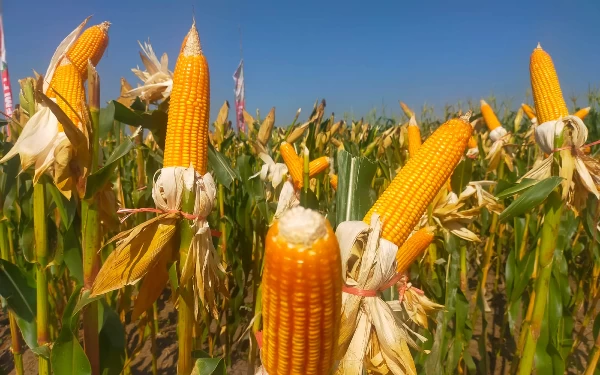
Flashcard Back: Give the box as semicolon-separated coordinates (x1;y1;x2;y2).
3;0;600;124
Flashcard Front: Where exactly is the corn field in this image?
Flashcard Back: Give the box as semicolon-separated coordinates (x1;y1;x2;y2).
1;16;600;375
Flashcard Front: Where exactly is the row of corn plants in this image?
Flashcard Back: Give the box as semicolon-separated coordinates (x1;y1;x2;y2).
0;16;599;375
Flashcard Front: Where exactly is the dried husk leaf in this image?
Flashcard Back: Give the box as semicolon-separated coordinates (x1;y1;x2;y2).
131;249;171;321
90;213;179;296
257;107;275;146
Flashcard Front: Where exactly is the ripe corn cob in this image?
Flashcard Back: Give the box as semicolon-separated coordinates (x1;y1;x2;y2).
364;115;473;247
163;23;210;174
396;226;435;272
480;99;502;131
574;106;591;120
521;103;537;120
530;43;569;124
280;142;303;189
262;207;342;374
330;174;338;190
308;156;330;176
47;58;86;131
67;22;110;77
407;115;422;158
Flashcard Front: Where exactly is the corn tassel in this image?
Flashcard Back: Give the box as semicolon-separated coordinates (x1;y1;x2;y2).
67;22;110;77
262;207;342;374
163;22;210;174
364;114;473;247
521;103;536;120
480;99;502;131
574;106;591;120
407;115;421;158
530;43;569;124
396;226;435;272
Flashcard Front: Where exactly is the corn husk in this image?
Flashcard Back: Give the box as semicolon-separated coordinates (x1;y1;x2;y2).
334;214;439;375
124;40;173;102
213;101;230;146
92;166;226;319
249;152;288;189
273;180;299;220
485;127;514;173
257;107;275;146
522;115;600;204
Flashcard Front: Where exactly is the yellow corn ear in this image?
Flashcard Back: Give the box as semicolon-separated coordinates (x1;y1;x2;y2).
163;23;210;174
480;99;502;131
262;207;342;375
280;142;303;189
67;22;110;77
364;115;473;247
308;156;330;177
530;43;569;124
47;58;86;132
407;115;422;158
521;103;536;120
574;106;591;120
330;174;338;191
396;226;435;272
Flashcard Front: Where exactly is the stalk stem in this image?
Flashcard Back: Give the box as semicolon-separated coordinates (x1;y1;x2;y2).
517;191;562;375
34;182;50;375
177;183;196;375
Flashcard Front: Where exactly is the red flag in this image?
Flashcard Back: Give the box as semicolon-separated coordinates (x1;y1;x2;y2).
233;59;245;132
0;12;13;124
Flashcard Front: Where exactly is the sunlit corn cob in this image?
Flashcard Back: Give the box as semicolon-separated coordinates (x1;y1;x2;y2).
364;115;473;247
396;226;435;272
574;106;591;120
67;21;110;77
47;58;86;131
262;207;342;374
163;22;210;174
480;99;501;131
330;174;338;190
308;156;330;176
521;103;536;120
530;43;569;124
280;142;303;189
407;115;422;158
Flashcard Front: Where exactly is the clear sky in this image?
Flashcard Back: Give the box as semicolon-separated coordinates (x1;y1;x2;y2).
3;0;600;124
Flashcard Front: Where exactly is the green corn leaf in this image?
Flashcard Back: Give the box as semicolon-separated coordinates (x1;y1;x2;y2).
336;149;377;224
499;177;562;222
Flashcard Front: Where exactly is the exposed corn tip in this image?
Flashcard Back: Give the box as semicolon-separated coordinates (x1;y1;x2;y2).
262;207;342;374
396;226;435;272
47;58;86;132
330;174;338;190
308;156;330;177
468;136;477;149
67;21;110;78
574;106;591;120
521;103;536;120
407;115;422;158
530;43;569;124
280;142;303;189
480;99;502;131
364;115;473;247
163;22;210;173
